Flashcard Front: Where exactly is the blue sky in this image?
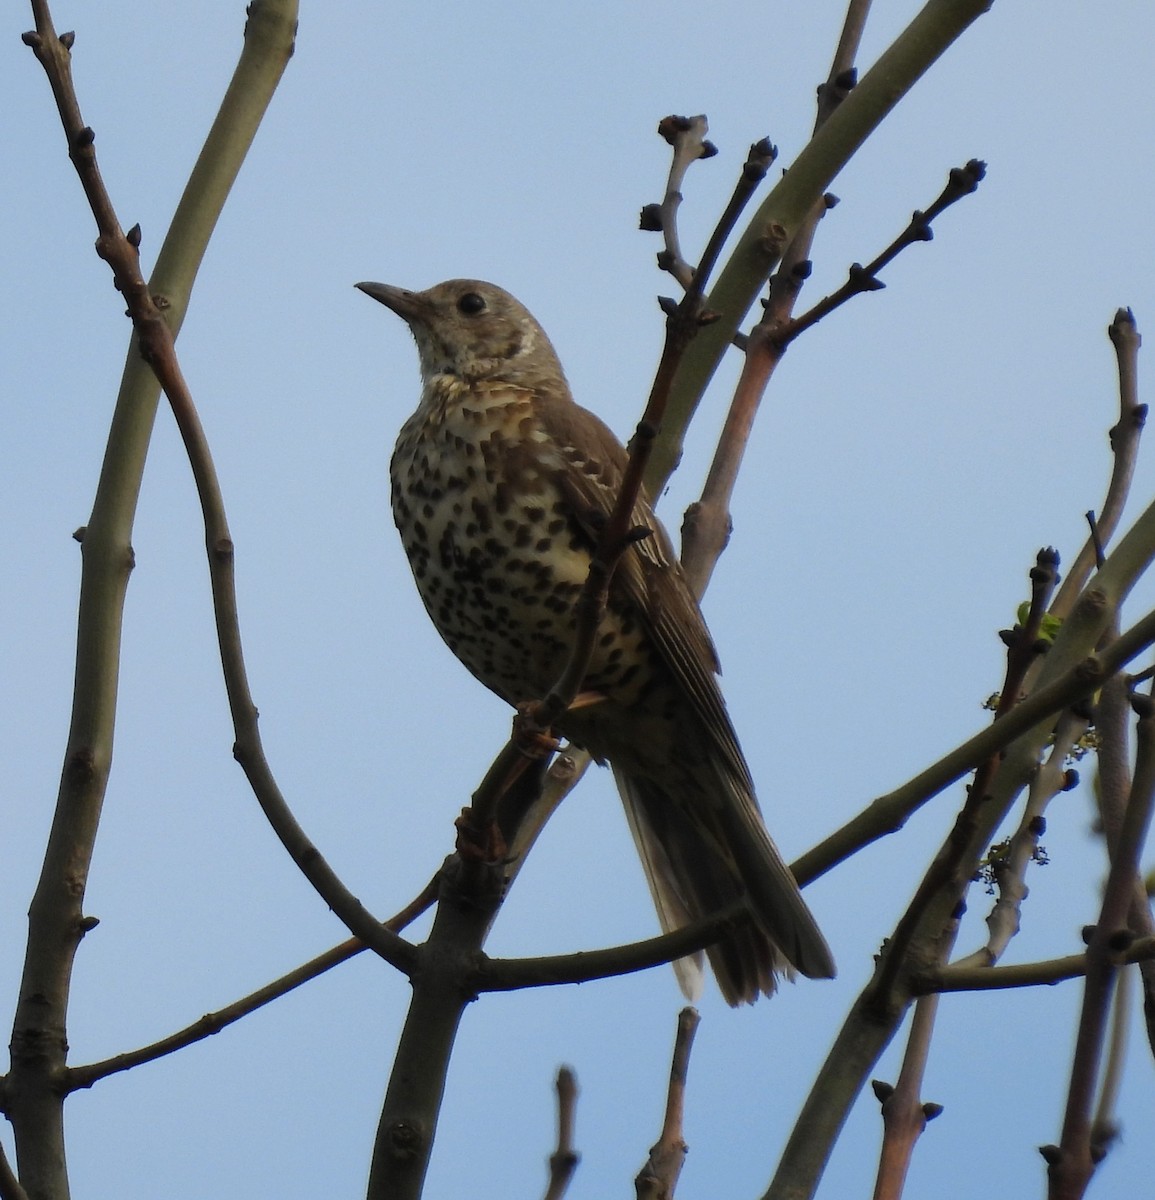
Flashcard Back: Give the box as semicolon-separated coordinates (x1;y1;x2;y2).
4;3;1155;1197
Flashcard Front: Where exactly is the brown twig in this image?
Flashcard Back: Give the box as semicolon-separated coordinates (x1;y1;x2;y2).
646;133;780;315
953;709;1084;970
478;903;748;992
1051;309;1145;619
635;1007;700;1200
10;6;297;1199
0;1141;30;1200
543;1067;580;1200
469;267;712;831
781;159;986;346
869;988;947;1200
922;937;1155;993
1094;668;1155;1056
686;155;986;591
868;550;1060;1006
792;602;1155;887
1089;965;1131;1163
1046;687;1155;1199
145;279;414;976
645;115;718;289
653;0;997;496
678;20;866;588
65;876;437;1091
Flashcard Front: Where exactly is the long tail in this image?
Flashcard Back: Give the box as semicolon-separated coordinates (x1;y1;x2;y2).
613;768;834;1006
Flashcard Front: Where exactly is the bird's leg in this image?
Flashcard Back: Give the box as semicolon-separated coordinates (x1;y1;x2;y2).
453;806;509;866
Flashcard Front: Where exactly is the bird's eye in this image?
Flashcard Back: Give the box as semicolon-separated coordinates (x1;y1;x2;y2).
457;292;487;316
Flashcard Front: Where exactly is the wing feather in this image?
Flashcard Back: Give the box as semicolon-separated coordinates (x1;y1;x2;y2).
536;395;751;786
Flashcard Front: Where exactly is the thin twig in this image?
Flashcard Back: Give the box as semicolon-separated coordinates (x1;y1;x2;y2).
543;1067;580;1200
870;985;948;1200
478;903;748;992
709;155;983;517
676;137;780;310
870;550;1059;1005
155;278;418;976
470;269;713;830
11;7;297;1200
953;709;1084;970
1089;964;1131;1163
780;159;986;346
650;115;716;289
1051;309;1145;619
1094;667;1155;1057
678;13;867;588
1047;688;1155;1199
0;1140;30;1200
653;0;996;494
635;1008;700;1200
793;600;1155;887
66;876;438;1091
922;938;1155;993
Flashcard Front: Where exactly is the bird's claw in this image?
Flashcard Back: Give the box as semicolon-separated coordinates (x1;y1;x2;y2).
454;808;509;865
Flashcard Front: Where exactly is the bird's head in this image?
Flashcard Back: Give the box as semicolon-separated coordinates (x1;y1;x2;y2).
357;278;567;390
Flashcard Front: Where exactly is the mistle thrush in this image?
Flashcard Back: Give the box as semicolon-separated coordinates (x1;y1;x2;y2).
358;277;834;1004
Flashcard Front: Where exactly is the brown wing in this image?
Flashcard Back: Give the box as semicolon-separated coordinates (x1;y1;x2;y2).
534;392;753;791
535;391;836;989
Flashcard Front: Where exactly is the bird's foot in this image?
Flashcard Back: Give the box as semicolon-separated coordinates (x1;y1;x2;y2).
454;807;509;866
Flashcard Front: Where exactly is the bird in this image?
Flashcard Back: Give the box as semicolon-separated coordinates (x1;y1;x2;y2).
357;277;834;1004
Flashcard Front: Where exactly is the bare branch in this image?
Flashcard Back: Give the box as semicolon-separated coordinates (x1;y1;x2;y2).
924;938;1155;993
0;1140;30;1200
635;1008;700;1200
478;903;748;992
66;877;438;1091
870;987;948;1200
1094;668;1155;1056
1052;309;1145;618
10;6;297;1198
653;0;997;493
543;1067;580;1200
1090;964;1132;1163
1048;687;1155;1198
955;709;1085;970
470;262;716;834
781;159;986;346
649;115;716;289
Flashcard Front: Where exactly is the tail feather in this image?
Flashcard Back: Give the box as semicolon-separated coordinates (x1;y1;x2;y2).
712;770;836;982
613;767;834;1005
616;766;705;1001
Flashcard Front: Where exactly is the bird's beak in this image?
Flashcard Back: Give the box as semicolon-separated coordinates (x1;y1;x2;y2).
355;281;430;325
